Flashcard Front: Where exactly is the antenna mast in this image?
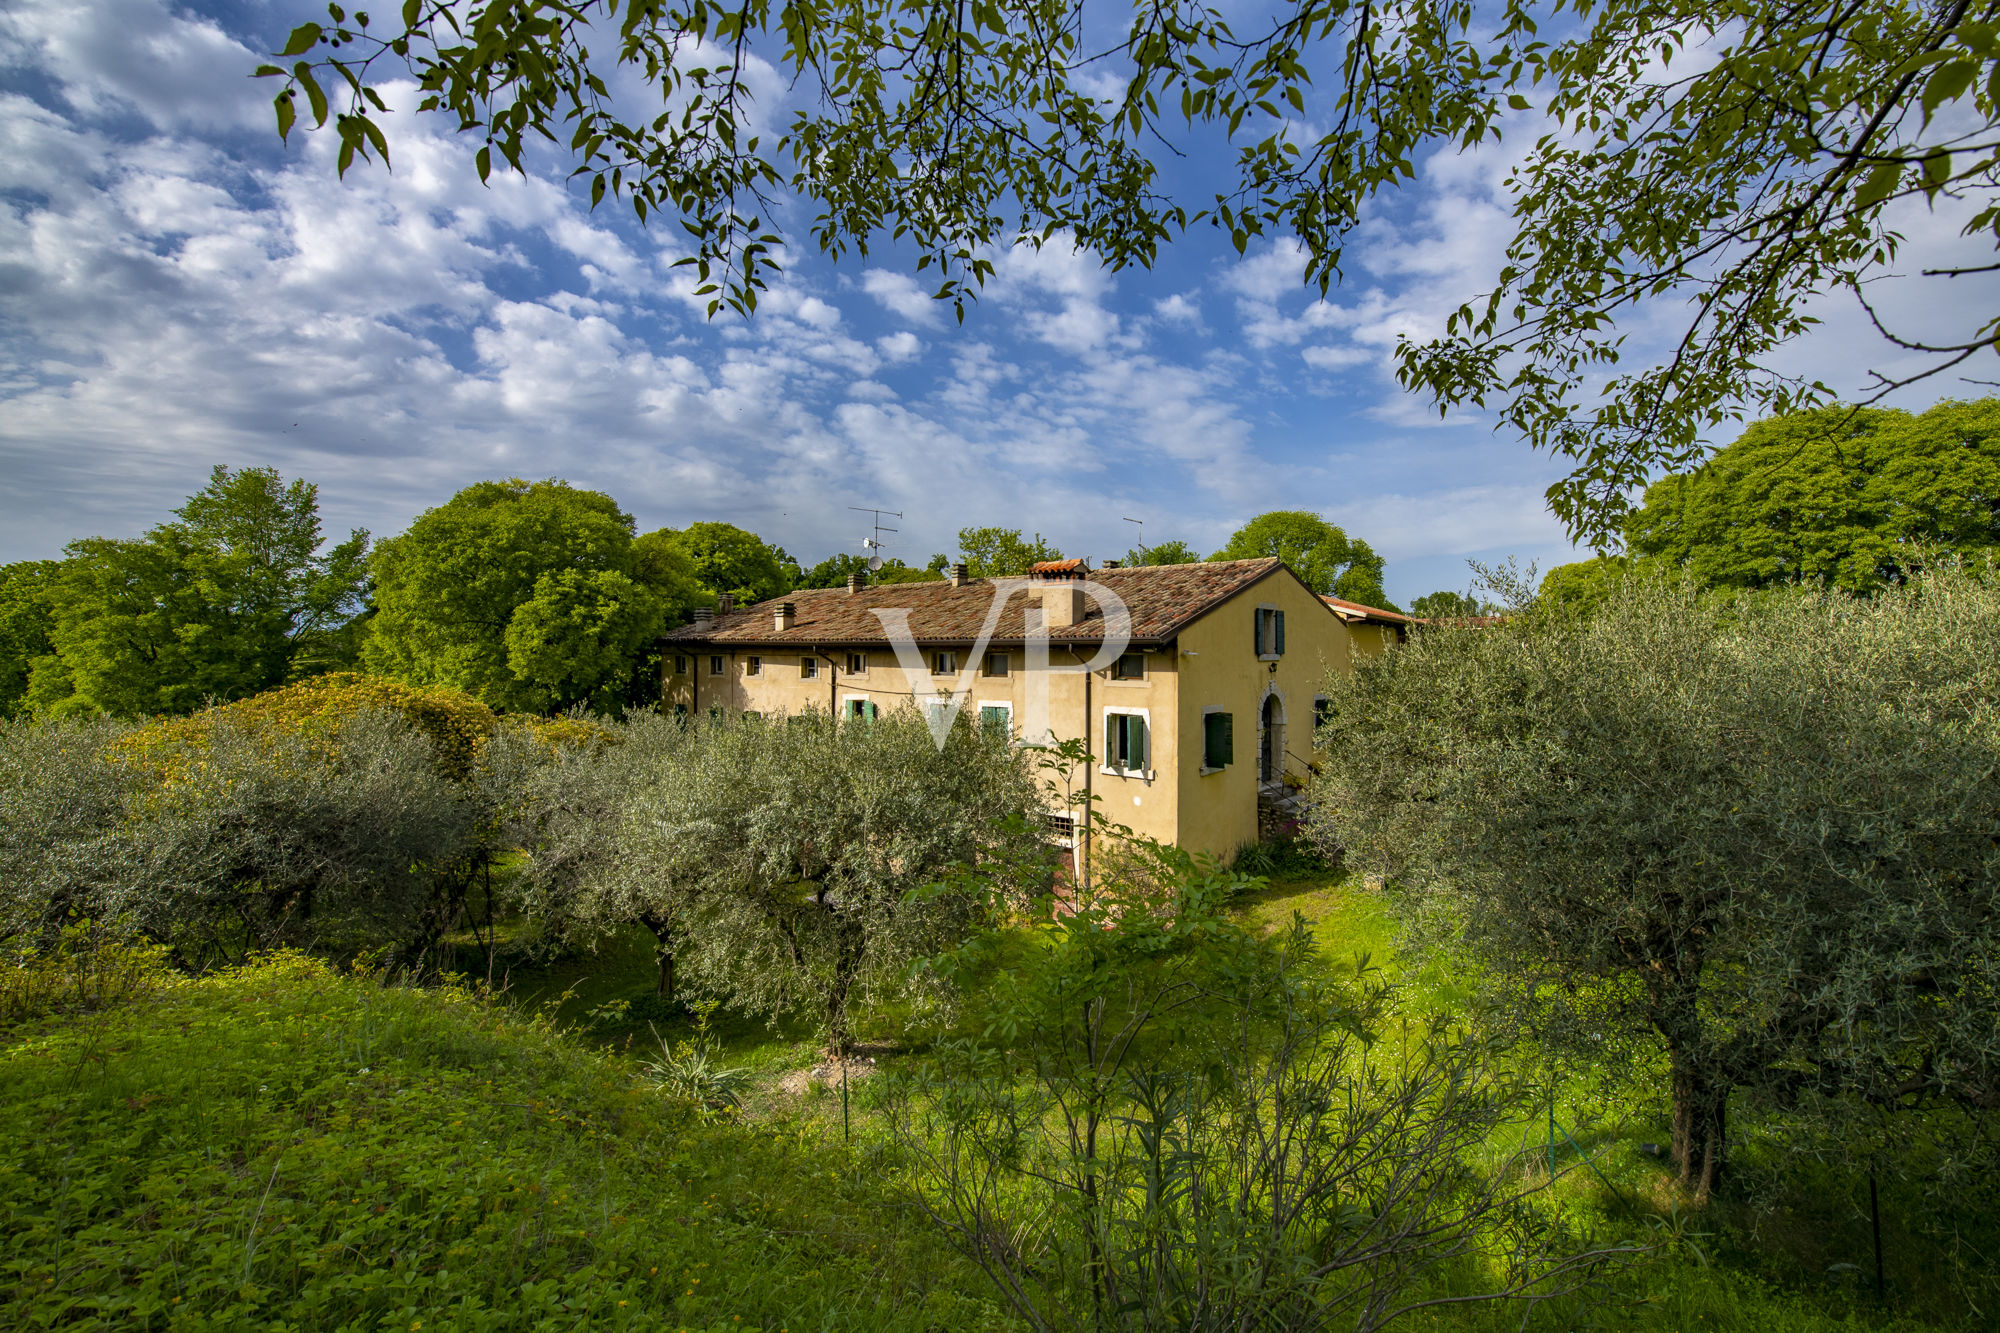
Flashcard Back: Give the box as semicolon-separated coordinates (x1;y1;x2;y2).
849;505;903;572
1122;516;1145;561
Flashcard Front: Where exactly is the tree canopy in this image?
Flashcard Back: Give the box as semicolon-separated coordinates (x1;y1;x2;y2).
1407;589;1486;621
267;0;2000;542
1311;566;2000;1200
365;479;697;713
1624;398;2000;594
1210;510;1394;609
955;527;1062;578
24;467;370;717
1125;538;1201;566
655;521;798;604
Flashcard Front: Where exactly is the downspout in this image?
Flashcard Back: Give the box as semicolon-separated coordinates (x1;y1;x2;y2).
827;650;837;716
1080;645;1092;892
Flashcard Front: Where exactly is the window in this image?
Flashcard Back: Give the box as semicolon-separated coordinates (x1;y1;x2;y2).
746;656;761;676
1313;696;1333;730
932;650;958;675
845;698;879;722
983;652;1010;678
1110;652;1145;681
801;657;820;680
846;652;867;674
979;704;1012;740
673;703;688;719
672;655;688;676
708;707;722;721
1104;711;1149;774
1203;710;1234;770
709;654;725;676
744;711;764;723
1042;811;1078;846
1255;607;1287;657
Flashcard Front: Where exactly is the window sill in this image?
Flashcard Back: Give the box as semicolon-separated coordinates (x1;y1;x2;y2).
1258;653;1283;663
1105;676;1149;686
1099;765;1154;782
1198;764;1228;776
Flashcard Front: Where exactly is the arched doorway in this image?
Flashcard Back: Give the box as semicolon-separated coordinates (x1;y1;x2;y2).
1259;691;1285;783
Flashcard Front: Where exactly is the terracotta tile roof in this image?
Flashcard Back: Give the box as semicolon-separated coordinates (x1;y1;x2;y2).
665;558;1292;648
1322;595;1414;627
1030;558;1088;575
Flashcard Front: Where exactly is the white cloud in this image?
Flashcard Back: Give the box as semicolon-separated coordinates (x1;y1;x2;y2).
0;0;265;131
860;269;940;324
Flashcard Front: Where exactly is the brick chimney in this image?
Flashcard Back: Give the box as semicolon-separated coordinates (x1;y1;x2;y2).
846;572;865;594
693;607;715;626
717;593;735;614
775;601;796;631
950;563;970;587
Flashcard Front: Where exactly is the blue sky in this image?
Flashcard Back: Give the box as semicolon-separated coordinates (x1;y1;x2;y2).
2;0;1990;606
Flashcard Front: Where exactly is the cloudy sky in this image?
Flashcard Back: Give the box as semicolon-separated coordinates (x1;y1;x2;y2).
2;0;1991;605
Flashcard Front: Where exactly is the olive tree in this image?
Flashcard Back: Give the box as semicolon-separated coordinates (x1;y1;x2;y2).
1310;567;2000;1200
537;707;1048;1053
0;715;139;949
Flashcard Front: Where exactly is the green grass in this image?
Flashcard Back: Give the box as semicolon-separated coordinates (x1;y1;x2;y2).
0;951;1013;1331
3;878;1986;1331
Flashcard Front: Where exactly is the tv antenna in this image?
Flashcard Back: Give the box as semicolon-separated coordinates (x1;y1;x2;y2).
850;506;902;572
1122;516;1145;559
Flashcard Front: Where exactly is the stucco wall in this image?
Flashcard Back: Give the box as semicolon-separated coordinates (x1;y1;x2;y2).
1175;572;1358;860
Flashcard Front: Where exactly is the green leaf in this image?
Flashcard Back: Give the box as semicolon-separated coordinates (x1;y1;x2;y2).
274;91;296;141
1921;59;1977;122
1852;159;1903;209
278;23;322;57
294;64;329;127
1507;94;1531;110
252;65;286;78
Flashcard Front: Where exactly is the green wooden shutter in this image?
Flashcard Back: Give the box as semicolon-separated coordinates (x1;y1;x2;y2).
1254;608;1264;655
1135;716;1149;770
1206;711;1233;768
1275;609;1286;655
866;700;878;721
1105;713;1118;767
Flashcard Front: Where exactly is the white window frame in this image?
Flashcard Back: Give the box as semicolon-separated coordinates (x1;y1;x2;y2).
983;651;1011;678
1100;705;1153;780
846;651;867;675
801;656;820;680
1199;705;1232;775
842;694;878;721
932;649;959;675
709;654;726;676
746;655;761;676
976;700;1014;739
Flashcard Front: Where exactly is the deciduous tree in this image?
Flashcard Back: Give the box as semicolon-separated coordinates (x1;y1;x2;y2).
366;479;687;712
264;1;2000;540
1625;399;2000;594
29;467;369;716
956;526;1061;579
1212;510;1395;609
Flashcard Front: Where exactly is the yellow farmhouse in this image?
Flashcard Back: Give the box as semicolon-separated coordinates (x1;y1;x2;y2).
661;557;1408;867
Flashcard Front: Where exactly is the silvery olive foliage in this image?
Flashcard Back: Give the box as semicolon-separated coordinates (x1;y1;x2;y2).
1310;565;2000;1201
517;707;1049;1053
0;707;491;969
0;714;140;948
